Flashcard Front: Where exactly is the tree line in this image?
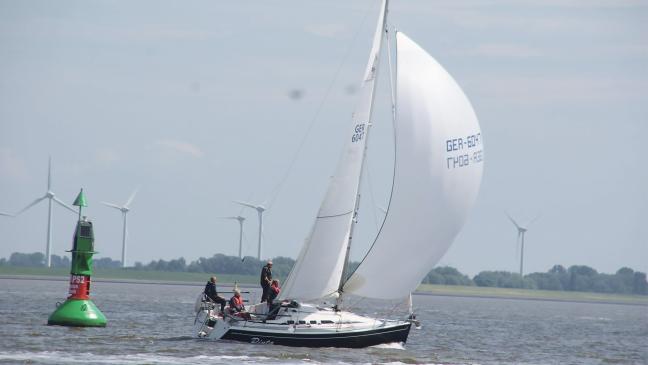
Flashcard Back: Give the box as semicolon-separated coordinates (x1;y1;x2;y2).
2;251;646;295
0;252;123;269
421;264;647;295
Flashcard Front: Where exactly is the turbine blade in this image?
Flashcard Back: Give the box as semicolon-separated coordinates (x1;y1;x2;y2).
16;196;47;216
101;201;123;210
237;193;254;215
48;156;52;190
505;211;522;230
233;200;258;209
0;211;14;217
53;196;77;214
125;187;139;207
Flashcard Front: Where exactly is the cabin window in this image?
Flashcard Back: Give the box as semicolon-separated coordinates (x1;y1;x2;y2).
310;320;317;324
287;320;294;324
298;320;306;324
321;320;334;324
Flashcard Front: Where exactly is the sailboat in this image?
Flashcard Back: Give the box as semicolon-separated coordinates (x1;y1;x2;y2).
193;0;484;348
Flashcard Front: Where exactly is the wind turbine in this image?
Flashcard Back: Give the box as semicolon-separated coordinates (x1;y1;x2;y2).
506;213;540;276
15;157;77;267
102;189;138;268
234;201;266;260
218;216;246;259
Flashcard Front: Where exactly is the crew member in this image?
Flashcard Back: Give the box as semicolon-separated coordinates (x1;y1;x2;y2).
266;279;281;320
260;260;273;302
268;279;280;306
204;276;226;313
229;289;251;320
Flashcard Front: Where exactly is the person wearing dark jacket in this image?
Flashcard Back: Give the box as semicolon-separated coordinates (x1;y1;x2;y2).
260;260;273;302
204;276;226;313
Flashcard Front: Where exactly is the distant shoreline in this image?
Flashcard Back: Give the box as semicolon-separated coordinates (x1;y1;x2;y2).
416;283;648;307
2;270;646;307
0;274;259;288
414;289;648;307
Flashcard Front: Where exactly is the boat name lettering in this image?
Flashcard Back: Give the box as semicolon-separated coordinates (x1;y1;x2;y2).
250;337;274;344
446;133;482;151
352;124;365;143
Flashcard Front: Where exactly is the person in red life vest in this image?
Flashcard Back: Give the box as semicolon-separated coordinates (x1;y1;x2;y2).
266;279;281;320
268;279;280;306
229;289;251;320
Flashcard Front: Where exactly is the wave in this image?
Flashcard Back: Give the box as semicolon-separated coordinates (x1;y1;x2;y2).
0;351;276;365
0;350;461;365
576;316;612;321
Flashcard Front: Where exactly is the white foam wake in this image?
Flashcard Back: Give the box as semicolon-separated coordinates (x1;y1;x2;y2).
369;342;406;350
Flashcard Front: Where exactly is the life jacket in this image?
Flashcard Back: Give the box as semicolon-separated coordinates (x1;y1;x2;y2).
231;295;244;309
268;284;280;304
271;284;280;295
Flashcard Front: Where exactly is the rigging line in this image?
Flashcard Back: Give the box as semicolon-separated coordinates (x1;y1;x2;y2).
344;295;367;312
386;24;397;125
383;296;409;318
264;1;378;210
317;210;354;219
364;156;381;231
341;23;398;288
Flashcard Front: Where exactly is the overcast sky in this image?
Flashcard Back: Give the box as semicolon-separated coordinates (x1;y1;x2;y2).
1;0;646;276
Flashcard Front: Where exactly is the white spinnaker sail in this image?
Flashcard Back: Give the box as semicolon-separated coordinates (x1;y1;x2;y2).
343;32;484;300
279;0;388;301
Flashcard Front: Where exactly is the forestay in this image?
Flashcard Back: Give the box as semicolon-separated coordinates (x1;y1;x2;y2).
343;32;484;300
279;0;388;302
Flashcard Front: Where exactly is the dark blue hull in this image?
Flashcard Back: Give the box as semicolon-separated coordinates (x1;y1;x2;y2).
221;322;412;348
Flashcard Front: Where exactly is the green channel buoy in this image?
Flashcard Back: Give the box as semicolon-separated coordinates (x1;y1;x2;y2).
48;189;107;327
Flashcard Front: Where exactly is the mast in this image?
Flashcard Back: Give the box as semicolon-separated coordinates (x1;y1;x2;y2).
338;0;390;295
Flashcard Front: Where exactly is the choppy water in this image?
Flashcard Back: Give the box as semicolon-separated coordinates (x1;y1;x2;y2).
1;278;646;364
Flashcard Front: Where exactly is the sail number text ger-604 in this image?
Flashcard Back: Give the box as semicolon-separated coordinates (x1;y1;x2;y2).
446;133;483;170
352;123;366;143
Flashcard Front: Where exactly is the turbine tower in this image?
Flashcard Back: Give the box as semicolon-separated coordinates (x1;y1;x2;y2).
218;216;246;259
234;201;266;260
506;213;539;276
102;189;138;268
15;157;77;267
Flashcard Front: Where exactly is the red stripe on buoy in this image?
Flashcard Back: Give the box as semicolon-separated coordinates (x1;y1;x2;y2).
68;274;90;300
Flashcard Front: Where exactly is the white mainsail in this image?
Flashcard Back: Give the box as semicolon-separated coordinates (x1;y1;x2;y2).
279;0;388;301
343;32;484;299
